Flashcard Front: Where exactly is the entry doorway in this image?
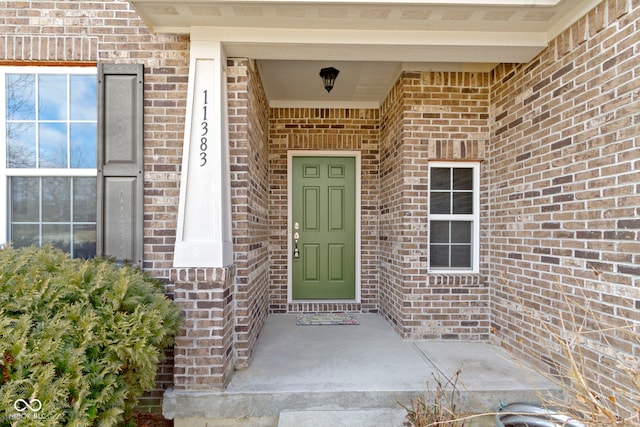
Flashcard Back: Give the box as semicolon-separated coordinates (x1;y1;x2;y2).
288;151;361;302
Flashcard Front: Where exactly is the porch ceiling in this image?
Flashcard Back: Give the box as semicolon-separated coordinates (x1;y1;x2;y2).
128;0;600;107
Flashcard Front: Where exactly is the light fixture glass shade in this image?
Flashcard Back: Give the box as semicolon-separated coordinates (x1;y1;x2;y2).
319;67;340;93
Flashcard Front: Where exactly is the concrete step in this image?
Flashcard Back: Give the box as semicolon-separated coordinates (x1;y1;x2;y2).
278;409;407;427
165;385;551;426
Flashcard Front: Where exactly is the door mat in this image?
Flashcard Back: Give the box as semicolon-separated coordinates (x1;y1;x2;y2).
296;313;359;326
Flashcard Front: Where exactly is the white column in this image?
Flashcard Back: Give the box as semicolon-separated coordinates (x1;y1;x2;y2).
174;40;233;267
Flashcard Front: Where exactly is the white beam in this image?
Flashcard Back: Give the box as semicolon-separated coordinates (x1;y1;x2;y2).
191;26;547;48
191;26;547;63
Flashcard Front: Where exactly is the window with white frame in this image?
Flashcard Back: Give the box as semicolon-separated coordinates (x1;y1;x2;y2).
429;162;480;272
1;67;97;258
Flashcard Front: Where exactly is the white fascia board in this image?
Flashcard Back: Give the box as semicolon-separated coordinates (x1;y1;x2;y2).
191;26;547;48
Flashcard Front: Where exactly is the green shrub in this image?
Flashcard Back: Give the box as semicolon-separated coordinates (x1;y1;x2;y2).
0;245;181;427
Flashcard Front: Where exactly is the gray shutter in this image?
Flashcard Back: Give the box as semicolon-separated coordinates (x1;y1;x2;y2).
96;63;144;266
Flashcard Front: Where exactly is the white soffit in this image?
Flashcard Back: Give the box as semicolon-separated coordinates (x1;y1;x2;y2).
130;0;600;42
128;0;602;107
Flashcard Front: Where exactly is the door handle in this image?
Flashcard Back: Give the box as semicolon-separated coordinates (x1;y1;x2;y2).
293;231;300;260
293;243;300;260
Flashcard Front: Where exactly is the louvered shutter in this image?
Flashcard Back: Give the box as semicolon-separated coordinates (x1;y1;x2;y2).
96;63;144;266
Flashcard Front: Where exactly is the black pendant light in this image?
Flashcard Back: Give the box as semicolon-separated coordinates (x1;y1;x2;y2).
319;67;340;93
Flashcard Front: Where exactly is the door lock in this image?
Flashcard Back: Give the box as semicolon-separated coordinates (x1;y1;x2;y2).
293;230;300;260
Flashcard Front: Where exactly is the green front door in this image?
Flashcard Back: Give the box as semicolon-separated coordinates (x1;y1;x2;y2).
292;156;356;299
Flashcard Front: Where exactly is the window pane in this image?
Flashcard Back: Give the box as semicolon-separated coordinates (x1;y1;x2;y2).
430;245;449;268
431;168;450;190
430;192;450;214
453;168;473;190
70;75;97;120
70;123;96;168
11;177;39;222
429;164;478;270
6;74;35;120
8;177;96;258
451;221;472;243
42;178;70;222
7;122;36;168
42;224;70;252
7;71;96;171
430;221;449;243
73;177;96;222
11;224;39;248
38;75;67;120
5;69;97;259
453;192;473;214
451;245;471;268
74;224;96;259
39;123;68;168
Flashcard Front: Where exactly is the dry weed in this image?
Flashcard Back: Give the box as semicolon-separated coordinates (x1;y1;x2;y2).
398;370;469;427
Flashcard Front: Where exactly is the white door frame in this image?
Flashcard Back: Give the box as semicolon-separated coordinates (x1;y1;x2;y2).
287;150;361;303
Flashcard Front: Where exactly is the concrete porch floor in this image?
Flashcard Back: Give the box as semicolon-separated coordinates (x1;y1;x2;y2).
164;314;559;426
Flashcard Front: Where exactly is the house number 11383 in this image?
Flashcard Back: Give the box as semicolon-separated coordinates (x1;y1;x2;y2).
199;89;209;167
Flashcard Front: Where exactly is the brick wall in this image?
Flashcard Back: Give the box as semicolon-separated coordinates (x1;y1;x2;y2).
268;108;380;314
267;75;492;342
379;77;409;333
0;1;98;62
489;0;639;415
171;267;235;390
379;71;492;339
227;59;270;368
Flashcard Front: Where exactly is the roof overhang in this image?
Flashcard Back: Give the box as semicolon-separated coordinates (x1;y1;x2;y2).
127;0;602;107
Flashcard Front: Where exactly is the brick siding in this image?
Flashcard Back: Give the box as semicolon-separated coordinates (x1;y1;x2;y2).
489;0;640;416
170;266;235;390
379;71;492;339
227;59;271;368
267;74;492;341
268;107;381;314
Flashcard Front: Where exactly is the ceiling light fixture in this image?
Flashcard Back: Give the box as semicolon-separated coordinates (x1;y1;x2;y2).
319;67;340;93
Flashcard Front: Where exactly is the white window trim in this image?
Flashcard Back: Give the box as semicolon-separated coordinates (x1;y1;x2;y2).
428;161;480;273
0;66;97;246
